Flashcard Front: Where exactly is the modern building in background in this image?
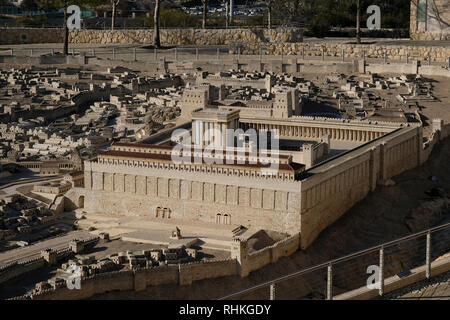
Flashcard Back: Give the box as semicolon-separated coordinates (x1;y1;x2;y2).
410;0;450;40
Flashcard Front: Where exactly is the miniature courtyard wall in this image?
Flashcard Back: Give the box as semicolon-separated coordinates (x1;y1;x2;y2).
231;233;301;277
299;125;423;249
0;257;46;284
31;270;135;300
29;260;237;299
178;259;237;286
0;27;303;45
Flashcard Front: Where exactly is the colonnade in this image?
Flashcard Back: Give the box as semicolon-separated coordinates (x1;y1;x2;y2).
240;121;389;143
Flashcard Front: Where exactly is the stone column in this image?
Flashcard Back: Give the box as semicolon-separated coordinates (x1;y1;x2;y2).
222;123;227;147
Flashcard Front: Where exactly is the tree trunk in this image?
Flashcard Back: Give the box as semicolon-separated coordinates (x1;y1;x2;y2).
111;0;117;31
268;1;272;30
202;0;207;29
63;0;68;55
356;0;361;44
229;0;233;25
154;0;161;48
111;0;116;30
225;1;229;28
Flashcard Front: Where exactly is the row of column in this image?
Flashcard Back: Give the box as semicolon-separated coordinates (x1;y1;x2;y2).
243;122;385;142
193;120;228;147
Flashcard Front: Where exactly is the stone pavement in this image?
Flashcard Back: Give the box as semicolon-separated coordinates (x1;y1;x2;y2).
76;211;258;251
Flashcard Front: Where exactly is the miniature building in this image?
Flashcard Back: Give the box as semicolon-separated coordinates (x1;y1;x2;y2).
70;239;85;254
40;162;61;175
171;227;182;239
64;171;84;188
191;108;240;147
33;181;72;194
41;248;57;265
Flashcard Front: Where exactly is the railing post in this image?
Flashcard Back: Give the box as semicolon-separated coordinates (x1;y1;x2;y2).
302;47;305;60
406;53;409;64
426;231;431;279
322;48;325;61
51;49;54;56
30;49;33;57
10;49;13;56
238;45;241;60
112;48;115;60
327;264;333;300
384;52;387;64
363;50;366;61
259;46;262;62
428;56;431;65
379;247;384;296
269;283;275;300
341;49;344;62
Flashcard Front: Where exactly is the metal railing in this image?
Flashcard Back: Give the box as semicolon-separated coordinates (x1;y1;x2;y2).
216;222;450;300
1;46;449;68
0;24;298;30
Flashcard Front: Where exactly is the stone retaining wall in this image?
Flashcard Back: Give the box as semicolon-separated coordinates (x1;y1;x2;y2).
24;259;237;299
230;42;450;62
0;27;303;45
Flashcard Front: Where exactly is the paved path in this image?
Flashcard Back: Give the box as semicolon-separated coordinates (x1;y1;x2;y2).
0;230;92;266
